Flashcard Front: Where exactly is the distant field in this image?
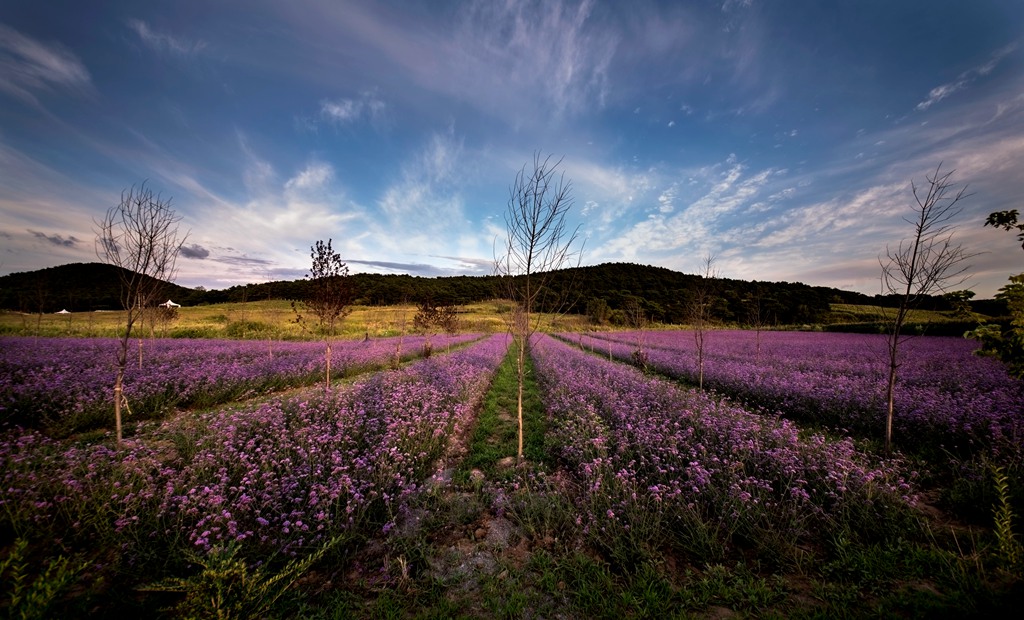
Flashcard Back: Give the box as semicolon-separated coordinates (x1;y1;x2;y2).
0;300;987;339
0;299;592;339
826;302;979;324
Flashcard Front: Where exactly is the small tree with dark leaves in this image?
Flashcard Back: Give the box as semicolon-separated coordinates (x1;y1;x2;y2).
985;209;1024;250
293;239;352;391
973;209;1024;377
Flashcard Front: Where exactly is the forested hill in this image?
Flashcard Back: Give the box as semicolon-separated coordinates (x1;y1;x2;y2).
0;261;980;325
0;263;194;312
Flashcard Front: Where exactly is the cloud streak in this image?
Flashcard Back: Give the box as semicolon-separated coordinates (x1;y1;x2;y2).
127;19;207;57
0;23;91;105
29;230;81;247
916;43;1016;111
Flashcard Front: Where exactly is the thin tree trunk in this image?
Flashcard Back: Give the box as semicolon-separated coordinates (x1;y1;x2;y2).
517;341;525;462
325;340;332;391
885;361;897;453
114;369;124;447
699;354;704;391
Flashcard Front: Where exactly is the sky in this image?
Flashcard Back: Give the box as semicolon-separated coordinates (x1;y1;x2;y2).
2;0;1023;298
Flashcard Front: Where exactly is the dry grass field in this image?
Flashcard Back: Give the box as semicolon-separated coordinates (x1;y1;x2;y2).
0;299;594;339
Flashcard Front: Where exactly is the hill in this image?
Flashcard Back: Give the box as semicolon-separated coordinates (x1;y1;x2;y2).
0;263;195;313
0;262;1003;327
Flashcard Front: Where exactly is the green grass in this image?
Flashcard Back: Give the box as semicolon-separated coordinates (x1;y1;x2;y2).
459;342;550;480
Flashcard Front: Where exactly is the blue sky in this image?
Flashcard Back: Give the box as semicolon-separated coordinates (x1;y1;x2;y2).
2;0;1023;297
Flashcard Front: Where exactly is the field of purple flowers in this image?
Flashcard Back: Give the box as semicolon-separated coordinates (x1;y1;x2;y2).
0;333;481;434
530;334;916;564
569;330;1024;463
0;334;509;568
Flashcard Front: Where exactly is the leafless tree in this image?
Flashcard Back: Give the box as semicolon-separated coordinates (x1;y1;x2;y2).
95;182;188;445
743;286;772;362
688;254;718;391
496;152;583;462
624;297;649;370
879;164;976;453
32;277;49;337
292;239;352;391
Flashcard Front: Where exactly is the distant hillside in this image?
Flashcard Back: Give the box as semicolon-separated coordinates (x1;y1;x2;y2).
0;261;1000;326
0;263;195;313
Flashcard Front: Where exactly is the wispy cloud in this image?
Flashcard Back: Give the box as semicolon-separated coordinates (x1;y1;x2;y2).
916;43;1016;111
284;162;333;191
451;0;616;118
0;23;91;105
377;129;465;231
298;0;617;123
597;157;781;264
127;19;207;57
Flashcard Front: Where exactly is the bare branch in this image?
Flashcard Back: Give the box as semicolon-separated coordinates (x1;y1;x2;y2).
879;164;978;453
94;181;188;445
495;151;584;462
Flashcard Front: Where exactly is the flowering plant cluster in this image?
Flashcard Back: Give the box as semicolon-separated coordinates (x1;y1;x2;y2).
0;333;482;433
0;334;509;561
571;330;1024;461
532;334;915;561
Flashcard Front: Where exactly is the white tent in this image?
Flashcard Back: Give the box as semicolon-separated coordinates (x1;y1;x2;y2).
159;300;181;308
56;309;70;314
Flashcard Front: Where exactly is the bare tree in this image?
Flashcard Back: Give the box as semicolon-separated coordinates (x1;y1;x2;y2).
292;239;352;391
743;286;773;362
688;254;718;391
32;277;50;337
879;164;976;453
496;152;583;463
624;297;649;370
95;182;188;445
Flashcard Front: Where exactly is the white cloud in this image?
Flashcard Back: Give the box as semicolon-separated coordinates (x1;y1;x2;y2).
285;162;333;191
320;90;387;125
0;23;91;104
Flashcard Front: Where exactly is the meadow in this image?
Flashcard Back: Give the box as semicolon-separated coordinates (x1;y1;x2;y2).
0;300;589;340
1;308;1022;617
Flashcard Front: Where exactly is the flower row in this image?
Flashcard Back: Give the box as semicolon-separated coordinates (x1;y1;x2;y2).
570;330;1024;460
531;334;915;559
0;334;509;559
0;333;481;433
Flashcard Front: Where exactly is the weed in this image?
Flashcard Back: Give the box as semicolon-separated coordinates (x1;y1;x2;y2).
0;538;89;620
992;464;1023;572
139;533;346;619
